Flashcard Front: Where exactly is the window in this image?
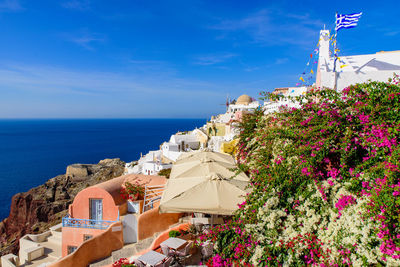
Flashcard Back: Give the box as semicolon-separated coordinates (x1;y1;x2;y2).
83;234;93;242
67;246;77;254
89;199;103;221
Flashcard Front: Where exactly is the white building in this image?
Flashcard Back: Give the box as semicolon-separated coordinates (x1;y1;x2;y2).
161;132;201;162
211;94;260;124
125;150;172;175
316;30;400;90
227;94;260;113
161;142;181;162
170;133;200;150
263;86;308;114
142;161;172;175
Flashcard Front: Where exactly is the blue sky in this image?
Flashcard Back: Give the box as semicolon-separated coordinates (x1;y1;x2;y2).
0;0;399;118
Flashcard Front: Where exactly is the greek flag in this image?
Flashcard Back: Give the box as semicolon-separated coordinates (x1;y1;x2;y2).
335;12;362;31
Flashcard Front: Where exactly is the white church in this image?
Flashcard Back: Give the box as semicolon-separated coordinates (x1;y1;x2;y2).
263;29;400;114
316;29;400;90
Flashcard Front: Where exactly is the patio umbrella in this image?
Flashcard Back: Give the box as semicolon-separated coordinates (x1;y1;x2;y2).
170;159;247;180
175;151;235;165
159;172;250;215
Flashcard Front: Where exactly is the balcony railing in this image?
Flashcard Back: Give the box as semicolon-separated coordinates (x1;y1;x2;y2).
62;215;118;230
143;184;165;213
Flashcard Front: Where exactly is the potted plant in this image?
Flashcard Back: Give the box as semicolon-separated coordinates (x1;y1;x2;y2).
120;181;144;213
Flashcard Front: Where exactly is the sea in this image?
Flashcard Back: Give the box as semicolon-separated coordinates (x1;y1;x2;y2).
0;119;206;221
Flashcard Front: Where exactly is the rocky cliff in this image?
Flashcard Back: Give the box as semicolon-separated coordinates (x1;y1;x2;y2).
0;158;125;256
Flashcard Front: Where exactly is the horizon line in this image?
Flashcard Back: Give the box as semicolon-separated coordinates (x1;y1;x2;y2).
0;117;208;120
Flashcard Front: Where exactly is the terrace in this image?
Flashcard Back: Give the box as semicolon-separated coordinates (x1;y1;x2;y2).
62;214;119;230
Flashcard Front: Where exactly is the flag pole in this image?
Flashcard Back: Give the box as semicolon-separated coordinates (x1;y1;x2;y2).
333;12;338;90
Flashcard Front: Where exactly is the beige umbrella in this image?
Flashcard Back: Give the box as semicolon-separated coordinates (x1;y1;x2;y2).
176;151;235;165
170;159;248;180
159;172;249;215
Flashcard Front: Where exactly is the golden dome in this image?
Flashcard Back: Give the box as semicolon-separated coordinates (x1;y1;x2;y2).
236;94;252;105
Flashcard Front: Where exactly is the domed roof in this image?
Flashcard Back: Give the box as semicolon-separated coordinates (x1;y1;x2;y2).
236;94;252;105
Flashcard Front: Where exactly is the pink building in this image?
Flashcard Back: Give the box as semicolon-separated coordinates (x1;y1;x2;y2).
61;174;180;258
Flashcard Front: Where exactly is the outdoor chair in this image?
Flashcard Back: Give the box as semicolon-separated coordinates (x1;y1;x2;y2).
169;241;193;266
201;241;213;260
160;244;172;256
153;256;173;267
175;241;193;257
130;258;145;267
194;222;204;232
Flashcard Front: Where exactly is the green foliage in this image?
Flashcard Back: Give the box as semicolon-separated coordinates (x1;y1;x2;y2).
215;229;236;256
158;168;171;178
169;230;181;238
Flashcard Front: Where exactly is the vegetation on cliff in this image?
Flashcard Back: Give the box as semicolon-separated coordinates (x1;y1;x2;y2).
201;76;400;266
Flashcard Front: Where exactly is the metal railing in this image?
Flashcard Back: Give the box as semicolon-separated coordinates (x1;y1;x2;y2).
143;184;165;213
62;214;118;230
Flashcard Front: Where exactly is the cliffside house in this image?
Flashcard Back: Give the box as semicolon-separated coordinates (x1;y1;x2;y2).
205;94;259;152
128;150;173;176
0;224;63;267
161;132;201;162
142;161;172;176
263;86;308;114
60;174;183;263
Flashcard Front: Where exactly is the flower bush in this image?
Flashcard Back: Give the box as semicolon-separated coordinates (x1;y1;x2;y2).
112;257;137;267
203;76;400;266
120;181;144;201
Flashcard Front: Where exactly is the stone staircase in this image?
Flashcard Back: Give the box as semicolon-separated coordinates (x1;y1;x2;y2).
45;224;63;261
89;232;161;267
89;216;191;267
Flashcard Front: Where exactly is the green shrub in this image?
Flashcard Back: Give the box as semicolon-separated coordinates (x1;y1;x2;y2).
169;230;181;238
158;168;171;178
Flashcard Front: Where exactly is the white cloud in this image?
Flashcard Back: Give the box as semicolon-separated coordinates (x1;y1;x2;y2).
0;62;225;99
193;53;237;65
70;35;104;50
61;0;90;11
275;57;289;64
210;9;323;48
244;66;260;72
62;29;105;50
0;61;262;118
0;0;22;12
384;30;400;37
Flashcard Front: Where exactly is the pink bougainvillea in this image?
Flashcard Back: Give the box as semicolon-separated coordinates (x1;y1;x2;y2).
201;76;400;265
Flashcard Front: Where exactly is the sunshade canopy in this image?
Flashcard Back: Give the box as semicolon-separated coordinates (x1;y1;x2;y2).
176;151;235;165
159;172;250;215
170;159;247;180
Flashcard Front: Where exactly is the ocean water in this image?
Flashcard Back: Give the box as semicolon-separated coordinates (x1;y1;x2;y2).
0;119;206;220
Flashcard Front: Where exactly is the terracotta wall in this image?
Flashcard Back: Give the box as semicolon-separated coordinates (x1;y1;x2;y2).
51;222;123;267
137;206;182;241
61;227;105;257
138;223;190;255
124;174;166;187
69;187;119;221
103;223;190;267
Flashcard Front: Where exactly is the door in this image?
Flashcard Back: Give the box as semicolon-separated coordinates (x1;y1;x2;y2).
122;214;137;244
90;199;103;221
